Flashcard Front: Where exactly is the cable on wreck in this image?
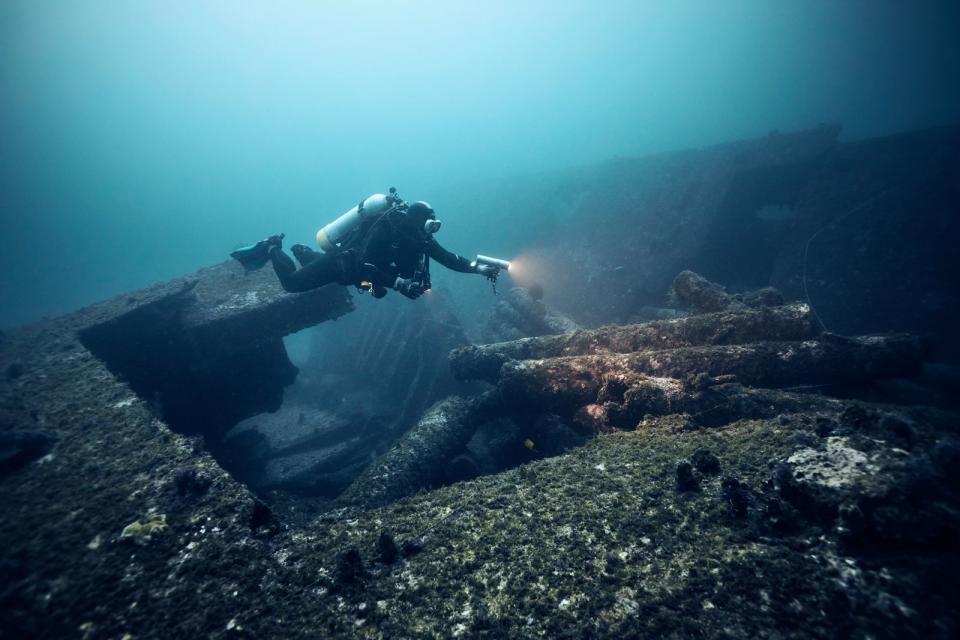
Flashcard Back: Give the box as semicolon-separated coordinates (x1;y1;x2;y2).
800;189;891;333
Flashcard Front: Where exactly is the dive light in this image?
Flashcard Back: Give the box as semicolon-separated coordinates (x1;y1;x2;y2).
472;255;512;272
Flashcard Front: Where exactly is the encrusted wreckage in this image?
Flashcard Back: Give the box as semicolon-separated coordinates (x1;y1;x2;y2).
480;285;580;343
316;270;958;638
344;273;928;510
2;124;959;639
76;261;353;443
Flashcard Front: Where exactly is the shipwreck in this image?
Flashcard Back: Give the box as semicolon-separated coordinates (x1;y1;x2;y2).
2;124;958;639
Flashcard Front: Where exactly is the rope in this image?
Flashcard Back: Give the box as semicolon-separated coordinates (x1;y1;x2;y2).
800;190;890;333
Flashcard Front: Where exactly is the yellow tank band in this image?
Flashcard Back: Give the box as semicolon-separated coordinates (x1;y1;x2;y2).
316;229;335;252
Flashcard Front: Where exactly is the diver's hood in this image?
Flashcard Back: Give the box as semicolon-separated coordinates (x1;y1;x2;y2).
407;201;441;235
407;201;434;218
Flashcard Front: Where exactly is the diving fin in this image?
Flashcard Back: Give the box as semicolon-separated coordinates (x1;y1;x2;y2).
230;242;271;271
230;234;284;271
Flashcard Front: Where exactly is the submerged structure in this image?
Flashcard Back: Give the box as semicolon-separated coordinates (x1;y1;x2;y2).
1;125;958;639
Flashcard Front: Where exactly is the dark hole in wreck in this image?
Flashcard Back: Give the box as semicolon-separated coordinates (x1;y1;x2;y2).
75;285;544;522
76;291;306;500
78;298;296;442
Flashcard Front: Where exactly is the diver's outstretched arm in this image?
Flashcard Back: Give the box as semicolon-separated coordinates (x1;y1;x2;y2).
426;238;478;273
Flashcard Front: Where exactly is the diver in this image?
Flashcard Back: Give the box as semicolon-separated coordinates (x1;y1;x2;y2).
231;189;504;299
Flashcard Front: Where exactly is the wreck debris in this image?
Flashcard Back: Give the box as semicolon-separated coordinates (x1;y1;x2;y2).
338;392;505;508
223;405;380;498
450;276;926;438
480;286;579;343
487;334;922;418
76;260;354;444
572;381;849;432
307;291;478;435
398;287;928;490
736;286;785;308
450;303;817;382
670;270;788;314
670;270;743;313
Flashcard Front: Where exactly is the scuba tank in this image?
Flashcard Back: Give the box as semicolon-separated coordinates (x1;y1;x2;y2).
315;189;401;253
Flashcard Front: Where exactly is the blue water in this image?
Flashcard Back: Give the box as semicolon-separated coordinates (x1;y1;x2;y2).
1;0;958;328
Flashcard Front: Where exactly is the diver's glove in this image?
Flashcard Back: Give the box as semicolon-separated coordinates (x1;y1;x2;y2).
393;277;424;299
475;264;500;280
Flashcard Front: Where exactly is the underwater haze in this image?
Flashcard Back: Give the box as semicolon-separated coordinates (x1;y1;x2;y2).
1;0;959;329
5;3;960;638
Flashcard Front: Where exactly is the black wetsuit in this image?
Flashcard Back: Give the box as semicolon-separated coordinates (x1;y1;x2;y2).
269;213;475;294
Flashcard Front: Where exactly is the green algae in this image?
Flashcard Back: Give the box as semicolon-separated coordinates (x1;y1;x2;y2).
296;418;804;636
284;408;958;638
119;513;167;543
